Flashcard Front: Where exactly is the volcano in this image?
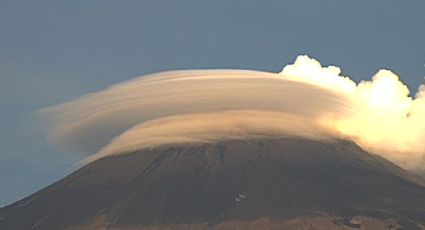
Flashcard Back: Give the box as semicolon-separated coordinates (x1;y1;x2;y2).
1;138;425;230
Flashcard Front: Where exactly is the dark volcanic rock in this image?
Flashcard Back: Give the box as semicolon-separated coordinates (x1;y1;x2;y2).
1;138;425;230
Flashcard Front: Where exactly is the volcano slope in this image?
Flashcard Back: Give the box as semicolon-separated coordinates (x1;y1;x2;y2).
1;138;425;230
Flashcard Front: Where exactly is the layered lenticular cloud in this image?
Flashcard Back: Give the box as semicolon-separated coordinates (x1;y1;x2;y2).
41;69;348;160
39;56;425;171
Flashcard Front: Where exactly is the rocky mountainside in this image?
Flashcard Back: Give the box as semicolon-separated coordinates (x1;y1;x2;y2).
1;138;425;230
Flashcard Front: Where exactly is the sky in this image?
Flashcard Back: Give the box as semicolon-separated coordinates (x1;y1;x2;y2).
1;0;425;207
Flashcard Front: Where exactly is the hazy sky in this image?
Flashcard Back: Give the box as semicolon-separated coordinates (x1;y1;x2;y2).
1;0;425;206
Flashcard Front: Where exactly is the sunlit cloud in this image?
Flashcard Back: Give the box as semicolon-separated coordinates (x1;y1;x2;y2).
39;56;425;171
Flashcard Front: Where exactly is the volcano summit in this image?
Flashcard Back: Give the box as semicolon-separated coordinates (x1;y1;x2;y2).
2;138;425;229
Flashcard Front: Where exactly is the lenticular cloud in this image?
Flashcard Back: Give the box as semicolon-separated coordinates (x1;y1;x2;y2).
39;56;425;171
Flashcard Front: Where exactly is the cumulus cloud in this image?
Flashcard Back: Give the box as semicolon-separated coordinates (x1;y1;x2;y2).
280;56;425;170
39;56;425;171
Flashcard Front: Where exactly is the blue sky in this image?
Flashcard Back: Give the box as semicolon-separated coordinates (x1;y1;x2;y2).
1;0;425;206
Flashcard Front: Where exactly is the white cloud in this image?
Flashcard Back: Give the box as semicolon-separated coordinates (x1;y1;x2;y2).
40;56;425;171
